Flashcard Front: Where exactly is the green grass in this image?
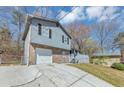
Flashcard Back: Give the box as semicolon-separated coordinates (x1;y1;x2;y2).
69;63;124;87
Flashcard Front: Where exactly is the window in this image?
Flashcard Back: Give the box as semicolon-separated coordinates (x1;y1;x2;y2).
56;22;59;27
49;29;52;39
62;35;64;43
67;37;69;44
38;23;41;35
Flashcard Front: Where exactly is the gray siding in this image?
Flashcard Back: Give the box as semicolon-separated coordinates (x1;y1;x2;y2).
31;19;57;27
30;19;71;50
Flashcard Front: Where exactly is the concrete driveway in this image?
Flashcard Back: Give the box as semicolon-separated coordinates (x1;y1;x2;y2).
0;64;113;87
0;65;41;87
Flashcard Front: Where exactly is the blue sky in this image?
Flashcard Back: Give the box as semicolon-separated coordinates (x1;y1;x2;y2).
0;6;124;53
0;6;124;37
0;6;124;38
0;6;124;26
27;6;124;32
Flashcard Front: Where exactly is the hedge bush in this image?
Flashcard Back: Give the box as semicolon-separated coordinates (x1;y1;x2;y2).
111;63;124;70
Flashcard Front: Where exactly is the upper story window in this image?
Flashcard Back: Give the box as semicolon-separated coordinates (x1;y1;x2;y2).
62;35;64;43
67;37;69;44
38;23;42;35
56;22;59;27
49;29;52;39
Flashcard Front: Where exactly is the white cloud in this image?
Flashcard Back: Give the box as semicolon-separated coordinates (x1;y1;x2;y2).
86;6;120;22
59;6;121;24
59;7;85;24
99;15;108;21
86;6;104;19
104;7;118;17
110;13;120;20
59;11;76;23
102;7;119;20
119;22;124;30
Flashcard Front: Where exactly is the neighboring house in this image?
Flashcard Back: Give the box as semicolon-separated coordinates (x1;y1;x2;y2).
115;33;124;63
22;15;71;65
91;53;121;66
119;38;124;63
120;44;124;63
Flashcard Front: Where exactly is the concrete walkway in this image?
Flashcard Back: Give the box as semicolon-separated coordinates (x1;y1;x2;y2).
0;64;113;87
0;65;41;87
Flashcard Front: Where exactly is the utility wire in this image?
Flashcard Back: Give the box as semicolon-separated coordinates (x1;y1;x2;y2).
58;6;79;21
55;6;65;18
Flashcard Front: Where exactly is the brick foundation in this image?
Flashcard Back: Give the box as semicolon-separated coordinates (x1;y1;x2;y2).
52;48;70;63
53;54;69;63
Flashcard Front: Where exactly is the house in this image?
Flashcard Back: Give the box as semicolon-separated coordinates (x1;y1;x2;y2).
22;15;71;65
120;44;124;63
115;33;124;63
119;38;124;63
91;53;121;66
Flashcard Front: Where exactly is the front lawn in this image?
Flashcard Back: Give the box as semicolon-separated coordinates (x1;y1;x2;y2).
69;63;124;87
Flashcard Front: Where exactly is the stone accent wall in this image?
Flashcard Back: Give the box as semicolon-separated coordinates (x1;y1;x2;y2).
29;44;36;65
53;55;69;63
52;49;70;63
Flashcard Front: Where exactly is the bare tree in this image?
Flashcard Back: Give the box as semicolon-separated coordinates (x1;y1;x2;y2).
91;21;119;53
0;24;12;63
66;22;91;53
11;7;26;57
0;24;12;52
33;6;51;18
82;38;101;56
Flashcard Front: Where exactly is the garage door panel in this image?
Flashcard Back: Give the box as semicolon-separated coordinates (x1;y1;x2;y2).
36;48;52;64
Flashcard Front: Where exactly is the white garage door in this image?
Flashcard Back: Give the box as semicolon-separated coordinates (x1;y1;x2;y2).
35;48;52;64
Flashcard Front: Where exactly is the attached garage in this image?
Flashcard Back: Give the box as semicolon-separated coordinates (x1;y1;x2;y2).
35;48;52;64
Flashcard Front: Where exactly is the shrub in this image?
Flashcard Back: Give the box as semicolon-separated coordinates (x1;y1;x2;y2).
111;63;124;70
